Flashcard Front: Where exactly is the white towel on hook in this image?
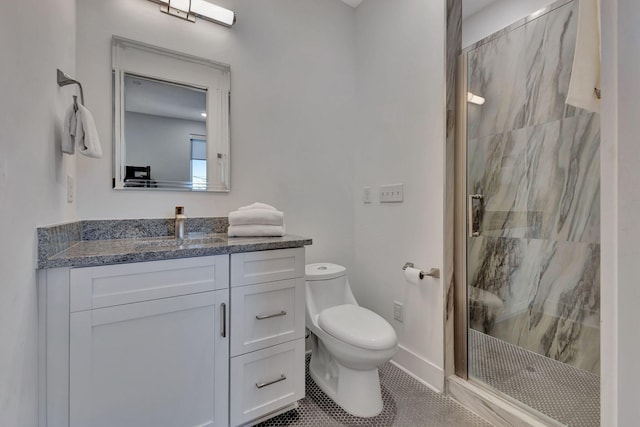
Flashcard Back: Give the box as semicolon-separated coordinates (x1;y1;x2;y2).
61;105;77;154
75;104;103;158
566;0;601;113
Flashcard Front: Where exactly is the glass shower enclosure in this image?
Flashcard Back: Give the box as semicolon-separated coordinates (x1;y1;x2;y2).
456;0;600;425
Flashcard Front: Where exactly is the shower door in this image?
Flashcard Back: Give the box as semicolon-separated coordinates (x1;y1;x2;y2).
458;0;601;424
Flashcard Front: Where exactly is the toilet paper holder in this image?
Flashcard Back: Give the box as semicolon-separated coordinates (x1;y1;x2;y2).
402;262;440;279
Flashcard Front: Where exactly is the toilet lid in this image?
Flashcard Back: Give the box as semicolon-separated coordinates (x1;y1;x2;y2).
305;263;347;281
318;304;397;350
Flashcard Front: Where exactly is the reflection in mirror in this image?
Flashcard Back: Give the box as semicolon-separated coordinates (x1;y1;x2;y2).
112;37;230;192
123;74;207;188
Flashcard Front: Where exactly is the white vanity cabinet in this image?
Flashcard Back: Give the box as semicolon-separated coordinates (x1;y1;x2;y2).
229;248;306;426
39;255;230;427
38;246;307;427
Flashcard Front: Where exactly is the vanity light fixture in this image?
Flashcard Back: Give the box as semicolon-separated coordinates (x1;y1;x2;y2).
467;92;486;105
151;0;236;27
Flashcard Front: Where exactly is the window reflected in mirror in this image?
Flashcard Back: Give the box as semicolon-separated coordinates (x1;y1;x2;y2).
190;135;207;190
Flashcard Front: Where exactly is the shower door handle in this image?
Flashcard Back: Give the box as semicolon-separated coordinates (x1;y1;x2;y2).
468;194;483;237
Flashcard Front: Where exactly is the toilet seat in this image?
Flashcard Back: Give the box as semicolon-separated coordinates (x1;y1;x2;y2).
318;304;397;350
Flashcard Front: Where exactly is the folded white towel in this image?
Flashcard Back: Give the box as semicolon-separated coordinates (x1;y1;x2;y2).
62;105;77;154
75;104;103;158
229;209;284;226
566;0;601;113
227;225;285;237
238;202;277;211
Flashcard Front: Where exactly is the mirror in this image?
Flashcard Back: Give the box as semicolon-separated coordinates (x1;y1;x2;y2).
112;37;230;192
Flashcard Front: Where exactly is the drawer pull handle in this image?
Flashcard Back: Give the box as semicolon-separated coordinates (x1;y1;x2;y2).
256;310;287;320
256;374;286;389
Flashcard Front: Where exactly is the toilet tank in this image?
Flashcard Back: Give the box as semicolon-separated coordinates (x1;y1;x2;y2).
305;263;357;319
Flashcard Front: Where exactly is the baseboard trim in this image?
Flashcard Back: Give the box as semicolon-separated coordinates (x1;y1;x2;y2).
391;345;444;392
447;375;564;427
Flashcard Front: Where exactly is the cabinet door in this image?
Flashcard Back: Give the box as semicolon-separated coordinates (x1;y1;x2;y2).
69;290;229;427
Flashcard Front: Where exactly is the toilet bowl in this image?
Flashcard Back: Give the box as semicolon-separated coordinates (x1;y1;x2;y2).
305;263;398;418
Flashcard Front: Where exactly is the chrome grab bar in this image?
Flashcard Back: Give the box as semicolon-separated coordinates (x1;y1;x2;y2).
256;374;286;389
256;310;287;320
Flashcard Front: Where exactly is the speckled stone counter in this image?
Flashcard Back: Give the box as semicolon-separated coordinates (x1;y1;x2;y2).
37;218;312;269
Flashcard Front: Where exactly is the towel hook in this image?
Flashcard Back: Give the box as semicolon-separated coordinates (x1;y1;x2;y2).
57;69;85;109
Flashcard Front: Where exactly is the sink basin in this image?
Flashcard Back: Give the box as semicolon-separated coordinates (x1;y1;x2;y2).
133;235;227;250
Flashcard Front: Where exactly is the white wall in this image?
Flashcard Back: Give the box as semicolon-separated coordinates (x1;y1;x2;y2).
601;0;640;424
75;0;357;268
613;1;640;414
0;0;76;425
462;0;555;47
77;0;450;391
353;0;446;390
600;0;617;423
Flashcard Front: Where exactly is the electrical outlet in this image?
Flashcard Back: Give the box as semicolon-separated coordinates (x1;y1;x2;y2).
393;301;404;322
363;186;372;204
66;175;74;203
379;183;404;203
0;157;7;184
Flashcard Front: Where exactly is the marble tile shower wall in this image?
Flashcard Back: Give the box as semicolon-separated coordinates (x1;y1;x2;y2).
466;0;601;374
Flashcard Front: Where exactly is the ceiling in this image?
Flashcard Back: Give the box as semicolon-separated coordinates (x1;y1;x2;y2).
124;74;207;123
462;0;501;20
340;0;363;8
340;0;501;18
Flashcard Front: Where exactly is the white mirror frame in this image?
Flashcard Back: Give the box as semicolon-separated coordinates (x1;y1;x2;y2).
112;36;231;192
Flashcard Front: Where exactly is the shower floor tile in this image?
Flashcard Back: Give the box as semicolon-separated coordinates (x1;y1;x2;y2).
257;354;491;427
469;329;600;426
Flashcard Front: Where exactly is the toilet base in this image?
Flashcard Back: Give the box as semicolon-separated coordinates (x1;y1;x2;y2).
309;337;384;418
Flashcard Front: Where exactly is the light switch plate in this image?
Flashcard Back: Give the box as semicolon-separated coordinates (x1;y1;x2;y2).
380;183;404;203
363;187;372;204
66;175;74;203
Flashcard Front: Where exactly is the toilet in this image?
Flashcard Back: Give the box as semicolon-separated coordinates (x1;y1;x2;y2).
305;263;398;418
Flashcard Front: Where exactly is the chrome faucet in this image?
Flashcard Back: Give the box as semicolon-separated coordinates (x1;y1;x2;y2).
175;206;186;239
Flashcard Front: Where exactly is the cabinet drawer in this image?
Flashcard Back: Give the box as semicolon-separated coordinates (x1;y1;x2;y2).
231;278;304;356
231;248;304;287
230;339;305;426
70;255;229;312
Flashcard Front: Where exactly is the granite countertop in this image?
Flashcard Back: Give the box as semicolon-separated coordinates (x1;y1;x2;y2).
37;218;312;269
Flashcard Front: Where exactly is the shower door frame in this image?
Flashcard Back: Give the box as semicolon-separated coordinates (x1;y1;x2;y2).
453;51;468;380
